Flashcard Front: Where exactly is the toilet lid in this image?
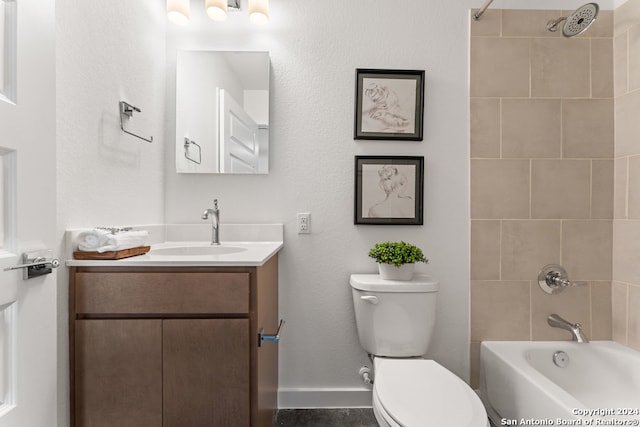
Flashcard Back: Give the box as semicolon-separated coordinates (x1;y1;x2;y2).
374;359;487;427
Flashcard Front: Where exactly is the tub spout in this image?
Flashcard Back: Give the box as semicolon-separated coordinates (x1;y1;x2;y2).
548;314;589;343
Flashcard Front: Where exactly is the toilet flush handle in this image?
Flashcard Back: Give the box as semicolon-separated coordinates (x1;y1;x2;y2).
360;295;379;305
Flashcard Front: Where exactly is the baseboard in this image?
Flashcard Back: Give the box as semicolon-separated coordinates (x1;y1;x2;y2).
278;387;373;409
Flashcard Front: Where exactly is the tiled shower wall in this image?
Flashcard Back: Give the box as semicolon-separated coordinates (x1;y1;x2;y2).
469;9;614;388
612;0;640;351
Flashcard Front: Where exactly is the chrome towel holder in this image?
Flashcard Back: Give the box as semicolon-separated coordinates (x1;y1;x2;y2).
184;137;201;164
119;101;153;143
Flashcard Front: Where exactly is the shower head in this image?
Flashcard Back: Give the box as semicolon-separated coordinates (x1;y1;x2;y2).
547;3;599;38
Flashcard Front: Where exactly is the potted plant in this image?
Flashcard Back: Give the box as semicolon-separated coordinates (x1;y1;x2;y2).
368;241;428;280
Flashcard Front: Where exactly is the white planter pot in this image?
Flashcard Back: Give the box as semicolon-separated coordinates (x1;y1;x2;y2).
378;263;415;281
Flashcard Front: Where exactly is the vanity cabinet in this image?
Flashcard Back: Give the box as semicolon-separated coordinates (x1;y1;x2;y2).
69;255;278;427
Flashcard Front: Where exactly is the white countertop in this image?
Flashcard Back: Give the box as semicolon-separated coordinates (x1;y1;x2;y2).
65;224;283;267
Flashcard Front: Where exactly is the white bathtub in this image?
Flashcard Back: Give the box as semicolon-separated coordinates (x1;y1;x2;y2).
480;341;640;426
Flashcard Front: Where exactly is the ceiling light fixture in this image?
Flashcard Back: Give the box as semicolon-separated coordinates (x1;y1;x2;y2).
206;0;229;21
167;0;190;26
249;0;269;25
167;0;267;26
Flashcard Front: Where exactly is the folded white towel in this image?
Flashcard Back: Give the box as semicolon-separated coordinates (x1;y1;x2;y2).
77;229;149;253
76;229;112;251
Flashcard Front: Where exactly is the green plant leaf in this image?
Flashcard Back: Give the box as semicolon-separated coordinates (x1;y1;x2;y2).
368;241;428;267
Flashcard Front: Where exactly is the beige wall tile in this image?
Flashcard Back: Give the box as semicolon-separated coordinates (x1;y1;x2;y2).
502;10;561;38
628;156;640;219
471;280;530;341
591;281;612;340
531;160;591;219
628;284;640;350
592;160;614;219
470;9;501;36
615;0;640;36
630;25;640;93
615;90;640;157
471;220;501;280
468;5;623;354
612;281;628;344
614;158;628;219
471;159;530;219
501;220;561;280
470;98;500;158
531;38;590;98
614;33;628;98
502;99;561;158
591;38;614;99
531;282;591;341
612;220;640;284
562;220;613;281
562;99;614;159
470;37;530;97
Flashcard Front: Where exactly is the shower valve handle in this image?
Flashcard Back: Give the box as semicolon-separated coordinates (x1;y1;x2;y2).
538;264;586;295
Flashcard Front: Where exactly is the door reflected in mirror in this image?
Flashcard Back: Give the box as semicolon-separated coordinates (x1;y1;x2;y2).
175;51;269;174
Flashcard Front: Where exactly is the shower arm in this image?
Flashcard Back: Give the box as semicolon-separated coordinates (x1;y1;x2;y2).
546;16;568;32
473;0;494;21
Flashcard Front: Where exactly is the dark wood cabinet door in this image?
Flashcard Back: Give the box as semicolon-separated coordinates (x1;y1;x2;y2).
75;319;163;427
163;319;251;427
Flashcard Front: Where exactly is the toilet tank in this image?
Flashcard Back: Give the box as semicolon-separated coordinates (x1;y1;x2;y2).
350;274;439;357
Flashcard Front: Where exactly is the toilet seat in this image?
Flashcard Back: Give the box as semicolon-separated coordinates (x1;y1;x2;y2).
373;358;488;427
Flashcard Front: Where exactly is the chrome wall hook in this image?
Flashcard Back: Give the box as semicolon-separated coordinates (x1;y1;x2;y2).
119;101;153;143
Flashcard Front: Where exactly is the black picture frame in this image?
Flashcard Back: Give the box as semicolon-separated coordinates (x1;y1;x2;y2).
355;156;424;225
354;69;425;141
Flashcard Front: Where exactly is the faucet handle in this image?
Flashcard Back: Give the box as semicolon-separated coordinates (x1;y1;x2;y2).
538;264;585;295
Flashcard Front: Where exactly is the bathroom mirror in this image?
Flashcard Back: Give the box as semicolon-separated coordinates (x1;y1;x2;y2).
175;51;269;174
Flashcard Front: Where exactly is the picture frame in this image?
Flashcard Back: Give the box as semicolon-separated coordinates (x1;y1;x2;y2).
354;69;425;141
355;156;424;225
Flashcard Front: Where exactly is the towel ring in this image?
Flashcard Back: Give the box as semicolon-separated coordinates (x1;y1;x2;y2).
184;137;201;164
119;101;153;143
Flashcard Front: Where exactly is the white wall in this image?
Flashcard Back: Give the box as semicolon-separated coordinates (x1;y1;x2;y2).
55;0;166;424
165;0;473;406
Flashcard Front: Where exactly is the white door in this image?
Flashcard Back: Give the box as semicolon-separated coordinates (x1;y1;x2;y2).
0;0;57;425
218;89;260;173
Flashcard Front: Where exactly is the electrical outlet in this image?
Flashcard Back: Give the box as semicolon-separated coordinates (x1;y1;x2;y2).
297;213;311;234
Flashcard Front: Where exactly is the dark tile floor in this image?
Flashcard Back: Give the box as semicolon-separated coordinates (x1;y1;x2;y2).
274;409;378;427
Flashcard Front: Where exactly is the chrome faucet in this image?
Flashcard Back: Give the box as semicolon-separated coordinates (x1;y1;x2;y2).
202;199;220;245
547;314;589;343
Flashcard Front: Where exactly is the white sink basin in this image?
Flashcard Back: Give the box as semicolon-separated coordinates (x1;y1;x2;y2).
150;245;248;256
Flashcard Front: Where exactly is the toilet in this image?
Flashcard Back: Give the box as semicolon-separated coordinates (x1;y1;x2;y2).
350;274;488;427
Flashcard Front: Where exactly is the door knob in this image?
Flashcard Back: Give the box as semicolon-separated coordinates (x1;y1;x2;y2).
3;251;59;280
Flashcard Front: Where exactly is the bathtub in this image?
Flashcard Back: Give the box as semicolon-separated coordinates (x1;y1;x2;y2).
480;341;640;426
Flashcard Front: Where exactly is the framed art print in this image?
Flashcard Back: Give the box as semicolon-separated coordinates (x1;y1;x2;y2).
355;156;424;225
354;69;425;141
